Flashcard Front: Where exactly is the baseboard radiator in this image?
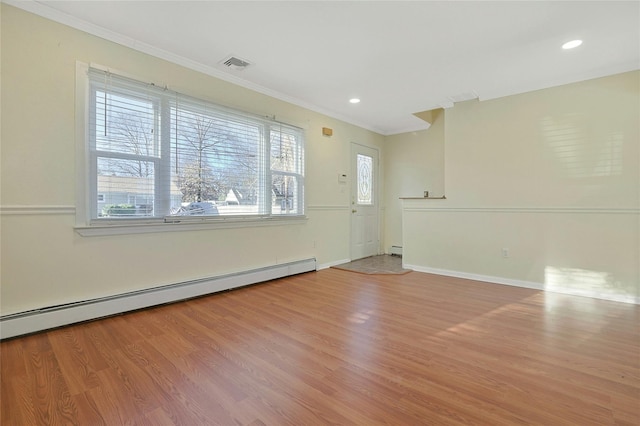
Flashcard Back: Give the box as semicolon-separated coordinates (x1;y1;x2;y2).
0;258;316;339
390;246;403;256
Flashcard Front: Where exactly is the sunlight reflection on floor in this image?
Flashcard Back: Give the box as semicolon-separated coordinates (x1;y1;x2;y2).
544;266;633;303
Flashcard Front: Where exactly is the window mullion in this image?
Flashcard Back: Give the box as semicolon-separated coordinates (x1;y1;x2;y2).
89;151;98;220
263;124;272;214
155;96;171;217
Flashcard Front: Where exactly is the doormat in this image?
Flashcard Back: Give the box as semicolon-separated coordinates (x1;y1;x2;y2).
331;255;412;275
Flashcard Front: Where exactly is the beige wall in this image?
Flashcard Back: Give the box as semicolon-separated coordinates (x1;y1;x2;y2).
383;110;445;252
0;5;385;315
400;71;639;303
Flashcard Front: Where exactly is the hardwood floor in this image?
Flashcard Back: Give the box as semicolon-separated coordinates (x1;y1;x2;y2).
1;269;638;425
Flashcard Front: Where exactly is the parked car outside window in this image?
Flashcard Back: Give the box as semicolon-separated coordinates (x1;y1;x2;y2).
176;202;219;216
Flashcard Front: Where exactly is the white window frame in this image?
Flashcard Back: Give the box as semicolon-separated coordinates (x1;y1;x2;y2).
74;63;306;236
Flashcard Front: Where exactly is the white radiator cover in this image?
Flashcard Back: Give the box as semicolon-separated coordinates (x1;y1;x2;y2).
0;258;316;339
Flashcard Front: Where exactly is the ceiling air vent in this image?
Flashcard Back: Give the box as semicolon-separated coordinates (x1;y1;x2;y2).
220;55;251;71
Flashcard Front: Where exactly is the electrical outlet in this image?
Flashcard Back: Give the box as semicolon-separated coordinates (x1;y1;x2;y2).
502;248;509;258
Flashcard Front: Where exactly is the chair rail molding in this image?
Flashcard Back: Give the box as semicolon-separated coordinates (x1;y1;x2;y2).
401;205;640;215
0;205;76;215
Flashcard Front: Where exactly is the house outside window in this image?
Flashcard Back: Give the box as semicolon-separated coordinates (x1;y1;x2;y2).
87;68;304;221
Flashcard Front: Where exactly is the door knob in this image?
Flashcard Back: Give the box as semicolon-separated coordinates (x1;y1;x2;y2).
352;209;357;213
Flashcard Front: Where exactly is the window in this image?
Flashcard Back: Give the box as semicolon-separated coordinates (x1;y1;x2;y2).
87;68;304;222
356;153;373;205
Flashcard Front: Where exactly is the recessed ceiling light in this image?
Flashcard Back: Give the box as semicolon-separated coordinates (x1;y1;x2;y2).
349;98;361;104
562;39;583;50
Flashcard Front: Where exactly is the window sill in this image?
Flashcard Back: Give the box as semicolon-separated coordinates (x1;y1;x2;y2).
75;215;308;237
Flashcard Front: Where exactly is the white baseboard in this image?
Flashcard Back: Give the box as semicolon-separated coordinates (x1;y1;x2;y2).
317;258;351;270
0;258;316;339
405;264;640;305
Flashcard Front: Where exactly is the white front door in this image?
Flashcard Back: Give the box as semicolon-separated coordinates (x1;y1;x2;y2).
350;143;379;260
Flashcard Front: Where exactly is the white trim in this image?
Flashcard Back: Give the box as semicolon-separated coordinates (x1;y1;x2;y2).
0;258;317;339
306;205;350;211
317;258;352;270
402;205;640;215
0;205;76;215
75;61;91;225
405;264;640;305
75;215;308;237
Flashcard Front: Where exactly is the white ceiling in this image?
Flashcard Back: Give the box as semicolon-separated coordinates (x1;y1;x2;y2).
9;1;640;135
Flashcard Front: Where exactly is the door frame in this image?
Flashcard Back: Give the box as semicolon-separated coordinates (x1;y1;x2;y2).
350;142;380;260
